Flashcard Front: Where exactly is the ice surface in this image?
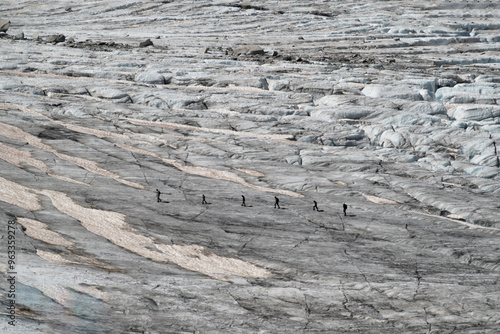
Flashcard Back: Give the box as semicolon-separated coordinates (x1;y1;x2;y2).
1;1;500;333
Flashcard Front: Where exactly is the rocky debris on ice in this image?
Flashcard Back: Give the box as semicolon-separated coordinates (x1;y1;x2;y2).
233;45;265;56
0;18;9;33
13;32;24;40
45;34;66;44
138;38;153;47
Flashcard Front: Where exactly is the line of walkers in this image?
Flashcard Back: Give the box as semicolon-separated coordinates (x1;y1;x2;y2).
156;189;349;216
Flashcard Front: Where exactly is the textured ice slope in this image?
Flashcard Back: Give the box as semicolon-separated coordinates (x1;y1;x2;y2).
1;1;500;333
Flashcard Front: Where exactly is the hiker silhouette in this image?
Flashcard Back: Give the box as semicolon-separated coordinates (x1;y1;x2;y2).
274;196;280;209
156;189;161;202
241;195;246;206
313;200;319;211
202;194;208;204
343;203;347;216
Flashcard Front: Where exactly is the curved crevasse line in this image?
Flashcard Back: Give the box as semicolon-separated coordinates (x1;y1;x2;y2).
0;102;128;143
127;118;294;142
172;161;304;198
115;142;304;198
1;103;300;196
0;142;89;186
0;118;143;189
406;210;500;232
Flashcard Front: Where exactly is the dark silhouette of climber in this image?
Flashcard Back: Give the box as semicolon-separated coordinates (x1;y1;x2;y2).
274;196;280;209
202;194;208;204
156;189;161;202
241;195;246;206
343;203;348;216
313;200;319;211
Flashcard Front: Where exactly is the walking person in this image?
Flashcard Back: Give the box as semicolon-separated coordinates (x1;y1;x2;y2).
313;200;319;211
343;203;348;216
241;195;246;207
202;194;208;204
274;196;280;209
156;189;161;203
